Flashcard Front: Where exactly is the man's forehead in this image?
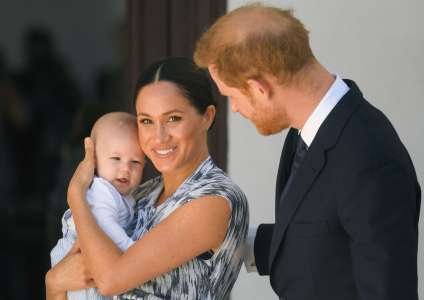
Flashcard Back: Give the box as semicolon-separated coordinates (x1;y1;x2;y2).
207;65;248;97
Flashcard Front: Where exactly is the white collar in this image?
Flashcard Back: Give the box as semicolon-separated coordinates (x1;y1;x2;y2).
300;75;349;147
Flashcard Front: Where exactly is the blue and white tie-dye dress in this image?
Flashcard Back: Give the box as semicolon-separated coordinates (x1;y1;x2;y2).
116;156;249;300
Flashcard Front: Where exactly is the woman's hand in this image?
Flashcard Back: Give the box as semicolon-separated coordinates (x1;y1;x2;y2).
68;137;95;206
45;241;95;299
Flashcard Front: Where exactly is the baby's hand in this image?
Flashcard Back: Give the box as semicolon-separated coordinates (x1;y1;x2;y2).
68;137;95;203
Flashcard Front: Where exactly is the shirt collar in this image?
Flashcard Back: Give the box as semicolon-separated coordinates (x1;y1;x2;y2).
300;75;350;147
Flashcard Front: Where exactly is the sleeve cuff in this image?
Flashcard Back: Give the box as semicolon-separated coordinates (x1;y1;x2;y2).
243;224;259;272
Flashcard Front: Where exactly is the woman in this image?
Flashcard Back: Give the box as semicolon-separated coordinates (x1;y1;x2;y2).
46;57;249;299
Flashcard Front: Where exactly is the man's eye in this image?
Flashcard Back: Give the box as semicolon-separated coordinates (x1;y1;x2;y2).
168;115;182;122
111;157;120;161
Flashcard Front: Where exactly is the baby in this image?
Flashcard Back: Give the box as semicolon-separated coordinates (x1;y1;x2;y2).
50;112;144;300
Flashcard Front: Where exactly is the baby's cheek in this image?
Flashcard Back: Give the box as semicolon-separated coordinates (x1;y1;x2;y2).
134;167;144;182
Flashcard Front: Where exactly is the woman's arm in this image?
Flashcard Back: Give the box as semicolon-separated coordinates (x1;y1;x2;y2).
68;138;231;296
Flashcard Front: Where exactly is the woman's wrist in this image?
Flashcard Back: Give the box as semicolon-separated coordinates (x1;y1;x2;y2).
67;184;87;208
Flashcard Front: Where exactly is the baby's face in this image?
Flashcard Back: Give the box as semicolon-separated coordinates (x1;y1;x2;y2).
95;131;144;195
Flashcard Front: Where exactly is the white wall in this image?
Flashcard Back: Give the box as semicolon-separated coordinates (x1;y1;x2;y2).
0;0;125;93
228;1;424;299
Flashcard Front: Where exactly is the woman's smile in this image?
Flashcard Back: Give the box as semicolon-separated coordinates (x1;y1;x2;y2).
153;146;177;156
136;81;210;177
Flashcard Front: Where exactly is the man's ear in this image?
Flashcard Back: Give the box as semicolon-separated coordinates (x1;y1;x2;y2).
246;78;272;100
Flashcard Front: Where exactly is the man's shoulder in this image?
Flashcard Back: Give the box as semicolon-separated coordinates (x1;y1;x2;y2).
344;99;403;150
325;98;411;175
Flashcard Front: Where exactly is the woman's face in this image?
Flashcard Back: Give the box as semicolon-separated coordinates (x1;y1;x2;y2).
135;81;214;176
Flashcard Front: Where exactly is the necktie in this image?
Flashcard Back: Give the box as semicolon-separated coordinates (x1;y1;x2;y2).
278;135;308;208
290;135;308;178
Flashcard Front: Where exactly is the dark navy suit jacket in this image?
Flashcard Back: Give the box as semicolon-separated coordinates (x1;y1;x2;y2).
254;80;421;300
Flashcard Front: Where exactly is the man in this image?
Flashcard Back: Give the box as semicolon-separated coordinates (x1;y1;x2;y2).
194;4;420;300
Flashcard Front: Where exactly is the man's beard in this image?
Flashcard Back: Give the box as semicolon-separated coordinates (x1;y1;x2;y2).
254;114;288;136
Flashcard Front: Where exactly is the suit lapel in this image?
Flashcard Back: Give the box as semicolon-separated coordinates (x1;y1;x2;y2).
268;79;364;271
269;145;326;267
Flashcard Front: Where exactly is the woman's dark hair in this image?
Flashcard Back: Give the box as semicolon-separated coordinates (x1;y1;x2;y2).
134;57;217;118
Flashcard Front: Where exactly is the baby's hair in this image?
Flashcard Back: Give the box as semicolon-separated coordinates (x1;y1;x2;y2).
91;112;137;143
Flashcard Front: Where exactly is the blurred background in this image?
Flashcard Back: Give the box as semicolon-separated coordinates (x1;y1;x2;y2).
0;0;227;298
0;0;422;299
0;1;126;299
